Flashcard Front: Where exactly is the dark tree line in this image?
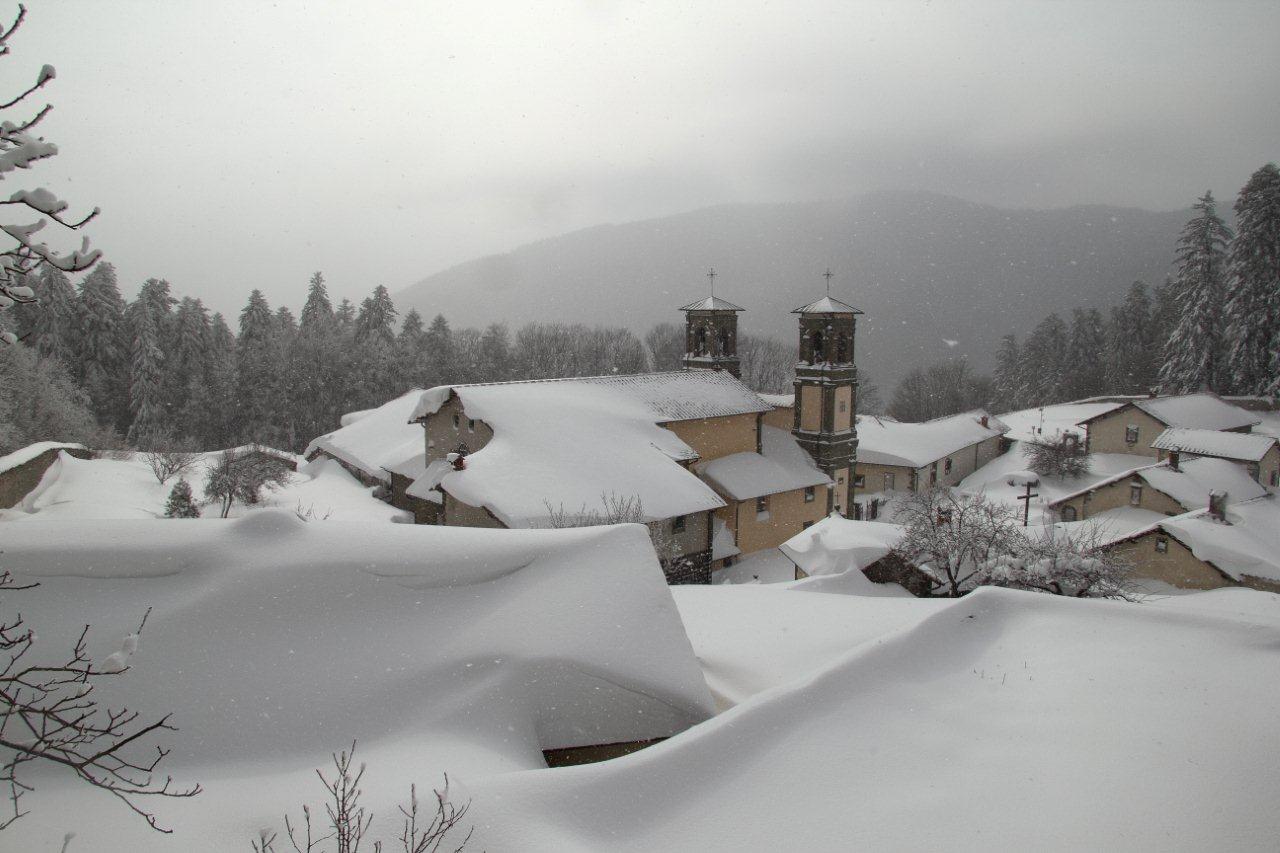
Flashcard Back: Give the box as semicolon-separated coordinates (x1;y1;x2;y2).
4;270;810;453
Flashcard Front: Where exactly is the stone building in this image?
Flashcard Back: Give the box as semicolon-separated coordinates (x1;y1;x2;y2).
1076;393;1258;457
1150;427;1280;487
1047;456;1267;523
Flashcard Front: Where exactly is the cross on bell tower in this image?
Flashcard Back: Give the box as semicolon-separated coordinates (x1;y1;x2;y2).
792;271;862;517
679;269;744;378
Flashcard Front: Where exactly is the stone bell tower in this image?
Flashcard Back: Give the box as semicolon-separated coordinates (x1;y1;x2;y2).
792;271;861;517
680;268;744;378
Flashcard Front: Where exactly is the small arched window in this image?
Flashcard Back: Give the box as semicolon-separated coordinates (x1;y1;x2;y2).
695;326;708;356
835;334;848;363
717;327;732;357
811;330;824;362
1061;505;1078;522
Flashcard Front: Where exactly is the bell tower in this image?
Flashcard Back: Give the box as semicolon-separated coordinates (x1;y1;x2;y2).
792;270;861;517
680;268;744;378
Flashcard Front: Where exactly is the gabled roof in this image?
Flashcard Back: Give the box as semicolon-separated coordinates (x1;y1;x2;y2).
1049;456;1267;510
1151;427;1277;463
855;410;1008;468
409;373;757;526
698;426;831;501
302;389;425;483
1076;393;1258;431
792;295;863;315
679;295;746;312
779;515;905;578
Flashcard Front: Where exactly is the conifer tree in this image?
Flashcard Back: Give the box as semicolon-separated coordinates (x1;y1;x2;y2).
423;314;454;387
1021;313;1070;405
235;290;280;445
26;266;79;372
478;322;512;382
1222;164;1280;394
1063;308;1106;401
395;308;426;388
353;286;399;408
163;478;201;518
126;294;165;446
77;262;129;430
165;297;212;441
294;273;342;442
992;334;1023;412
1105;281;1158;394
1159;192;1233;393
194;312;238;448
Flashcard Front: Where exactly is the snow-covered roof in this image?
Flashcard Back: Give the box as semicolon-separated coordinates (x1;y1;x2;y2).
779;515;904;578
792;295;863;314
0;513;717;797
1049;457;1267;511
410;374;748;526
0;440;85;475
679;295;746;312
303;389;425;483
758;392;794;408
1077;393;1259;431
411;371;770;424
856;410;1008;468
697;426;830;500
1151;427;1277;463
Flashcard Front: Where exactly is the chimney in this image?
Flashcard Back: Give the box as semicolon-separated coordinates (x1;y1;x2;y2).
1168;450;1180;471
447;452;466;471
979;414;989;428
1208;490;1228;522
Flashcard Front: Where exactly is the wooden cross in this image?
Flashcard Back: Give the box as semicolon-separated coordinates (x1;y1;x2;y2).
823;268;833;294
1016;481;1039;527
707;267;717;296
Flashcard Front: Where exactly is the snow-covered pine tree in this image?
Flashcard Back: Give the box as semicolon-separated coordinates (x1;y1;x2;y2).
165;297;212;443
423;314;455;388
395;307;426;388
293;272;343;443
26;266;79;372
1222;164;1280;395
1020;313;1070;405
1104;281;1158;394
163;478;201;518
77;262;130;431
1159;192;1233;394
992;334;1023;412
335;297;356;330
234;290;281;446
193;312;238;449
354;285;399;408
478;322;512;382
126;291;165;446
1063;308;1106;401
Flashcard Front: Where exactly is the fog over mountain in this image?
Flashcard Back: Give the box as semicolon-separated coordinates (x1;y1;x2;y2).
398;191;1187;387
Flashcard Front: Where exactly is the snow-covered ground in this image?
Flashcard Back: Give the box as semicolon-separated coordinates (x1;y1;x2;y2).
465;586;1280;851
0;450;406;523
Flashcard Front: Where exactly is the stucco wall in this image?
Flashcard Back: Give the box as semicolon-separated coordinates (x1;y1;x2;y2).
855;462;916;493
833;386;853;432
831;466;849;516
1262;445;1280;487
799;385;822;432
761;405;793;432
1085;406;1167;456
663;413;759;462
1110;532;1232;590
424;394;494;464
1055;475;1187;521
727;485;828;555
443;493;506;529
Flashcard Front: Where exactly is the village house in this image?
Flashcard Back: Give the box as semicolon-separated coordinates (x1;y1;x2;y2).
851;411;1008;517
1150;427;1280;487
1047;455;1267;523
1103;496;1280;594
1076;393;1258;457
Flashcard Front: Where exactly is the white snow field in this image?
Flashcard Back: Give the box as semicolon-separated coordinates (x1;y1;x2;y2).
0;448;405;523
465;587;1280;852
0;513;714;851
998;400;1122;442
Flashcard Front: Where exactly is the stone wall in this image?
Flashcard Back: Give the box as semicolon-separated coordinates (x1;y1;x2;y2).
0;447;93;509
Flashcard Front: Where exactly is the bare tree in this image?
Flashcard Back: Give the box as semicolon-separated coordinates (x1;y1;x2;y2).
1023;435;1091;479
0;4;101;336
143;449;200;485
543;492;691;578
203;446;294;518
252;743;472;853
978;522;1137;600
0;576;201;830
891;488;1018;597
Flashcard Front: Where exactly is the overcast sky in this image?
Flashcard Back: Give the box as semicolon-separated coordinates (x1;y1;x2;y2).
16;0;1280;317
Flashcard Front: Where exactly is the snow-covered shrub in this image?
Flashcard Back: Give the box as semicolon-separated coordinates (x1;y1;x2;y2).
544;492;692;579
891;488;1018;597
1023;435;1091;479
203;446;293;518
144;448;199;484
163;479;200;518
978;523;1136;600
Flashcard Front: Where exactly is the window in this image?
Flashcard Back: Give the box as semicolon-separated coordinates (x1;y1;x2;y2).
756;496;769;519
944;457;953;475
1061;505;1077;522
1155;536;1169;554
672;515;685;533
467;418;476;432
802;520;814;530
1130;483;1143;506
1272;470;1279;488
839;399;848;413
1125;425;1139;444
854;474;865;489
884;472;896;491
452;413;460;428
804;486;815;503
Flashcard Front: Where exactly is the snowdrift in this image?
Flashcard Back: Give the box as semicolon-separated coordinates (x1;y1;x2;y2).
1;512;714;850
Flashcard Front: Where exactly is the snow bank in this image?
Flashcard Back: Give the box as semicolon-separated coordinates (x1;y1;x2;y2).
0;440;85;474
2;513;715;850
779;514;903;577
856;410;1006;468
303;389;425;483
466;587;1280;851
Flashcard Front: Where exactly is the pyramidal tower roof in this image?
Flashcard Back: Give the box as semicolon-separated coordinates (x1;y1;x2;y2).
680;295;746;312
792;295;862;315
